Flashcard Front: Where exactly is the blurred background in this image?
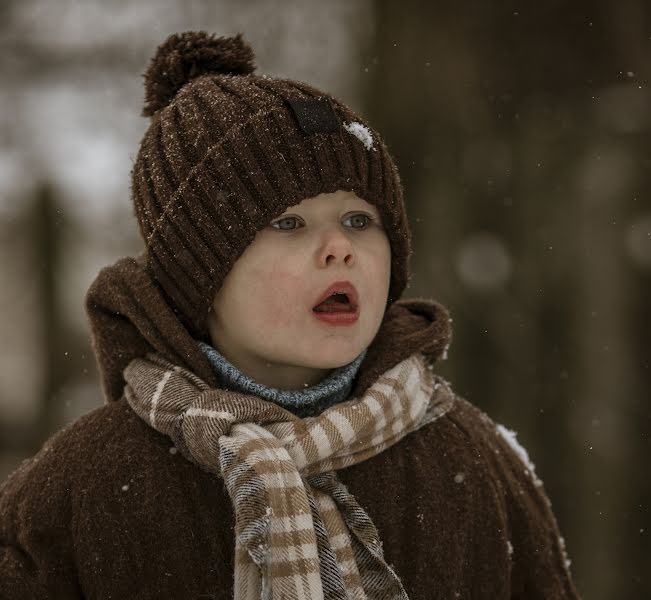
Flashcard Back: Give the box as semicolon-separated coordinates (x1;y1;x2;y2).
1;1;649;597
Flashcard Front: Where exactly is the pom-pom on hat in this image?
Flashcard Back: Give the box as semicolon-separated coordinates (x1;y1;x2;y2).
131;30;412;340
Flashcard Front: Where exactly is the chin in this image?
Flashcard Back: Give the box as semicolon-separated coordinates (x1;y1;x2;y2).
306;345;365;369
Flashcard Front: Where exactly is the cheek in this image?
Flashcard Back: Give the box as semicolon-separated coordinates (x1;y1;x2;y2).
366;237;392;294
244;258;304;327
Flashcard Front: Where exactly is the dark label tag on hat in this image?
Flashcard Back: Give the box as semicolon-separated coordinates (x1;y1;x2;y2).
286;98;341;134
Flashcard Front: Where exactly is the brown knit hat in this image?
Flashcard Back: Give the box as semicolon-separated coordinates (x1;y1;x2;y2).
131;31;412;340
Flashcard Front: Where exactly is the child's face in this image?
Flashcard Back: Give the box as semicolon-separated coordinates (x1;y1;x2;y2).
206;190;391;390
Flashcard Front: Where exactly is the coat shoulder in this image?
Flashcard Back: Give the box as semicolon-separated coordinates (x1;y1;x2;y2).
434;393;549;499
414;390;557;516
0;398;167;517
433;392;580;598
0;398;236;598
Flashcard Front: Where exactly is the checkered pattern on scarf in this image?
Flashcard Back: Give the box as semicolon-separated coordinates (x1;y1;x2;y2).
123;352;455;599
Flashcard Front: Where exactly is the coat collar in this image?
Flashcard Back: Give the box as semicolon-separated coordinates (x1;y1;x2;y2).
85;250;453;403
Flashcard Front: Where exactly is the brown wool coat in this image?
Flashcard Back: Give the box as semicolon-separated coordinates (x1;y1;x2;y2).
0;255;581;599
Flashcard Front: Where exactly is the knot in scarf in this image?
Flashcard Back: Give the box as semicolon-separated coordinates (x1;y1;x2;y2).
123;351;455;600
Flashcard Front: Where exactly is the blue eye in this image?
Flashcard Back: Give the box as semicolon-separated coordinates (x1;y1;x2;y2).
270;213;375;231
271;216;301;230
343;214;374;229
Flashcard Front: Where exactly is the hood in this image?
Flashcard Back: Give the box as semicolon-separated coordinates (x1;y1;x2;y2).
84;251;453;403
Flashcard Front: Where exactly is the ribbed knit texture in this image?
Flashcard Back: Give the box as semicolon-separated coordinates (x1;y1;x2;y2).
130;33;412;341
196;339;367;418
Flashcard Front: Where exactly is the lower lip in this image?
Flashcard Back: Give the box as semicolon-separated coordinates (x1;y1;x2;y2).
312;308;359;325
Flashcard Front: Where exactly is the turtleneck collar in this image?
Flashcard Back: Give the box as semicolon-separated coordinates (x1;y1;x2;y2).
195;340;367;418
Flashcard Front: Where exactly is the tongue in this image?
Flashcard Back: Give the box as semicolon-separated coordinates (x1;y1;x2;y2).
313;296;353;313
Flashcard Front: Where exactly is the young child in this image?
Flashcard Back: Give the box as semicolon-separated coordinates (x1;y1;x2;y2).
0;31;581;599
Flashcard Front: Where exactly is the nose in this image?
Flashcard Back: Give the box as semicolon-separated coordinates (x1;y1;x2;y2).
316;225;355;268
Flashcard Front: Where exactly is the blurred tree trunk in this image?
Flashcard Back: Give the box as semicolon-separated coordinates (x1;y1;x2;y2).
32;183;66;445
0;183;87;457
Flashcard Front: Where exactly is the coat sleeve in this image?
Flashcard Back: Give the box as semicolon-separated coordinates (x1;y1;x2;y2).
463;400;582;599
0;428;84;599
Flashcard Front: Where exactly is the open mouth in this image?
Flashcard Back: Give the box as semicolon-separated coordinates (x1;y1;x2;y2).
311;281;359;319
313;292;355;313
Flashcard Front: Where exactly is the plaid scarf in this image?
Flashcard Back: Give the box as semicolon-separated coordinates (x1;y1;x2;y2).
123;350;455;600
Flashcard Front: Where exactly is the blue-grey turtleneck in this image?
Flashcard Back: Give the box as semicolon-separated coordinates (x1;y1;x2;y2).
195;340;367;418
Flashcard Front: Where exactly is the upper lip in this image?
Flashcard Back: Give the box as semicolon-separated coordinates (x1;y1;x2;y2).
312;280;359;310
